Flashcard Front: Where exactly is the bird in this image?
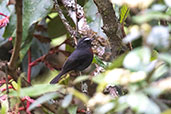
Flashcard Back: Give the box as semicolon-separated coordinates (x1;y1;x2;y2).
50;37;94;84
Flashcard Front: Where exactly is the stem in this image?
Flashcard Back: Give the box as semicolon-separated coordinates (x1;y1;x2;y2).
27;48;31;83
53;0;75;37
74;0;78;45
5;64;10;110
27;48;32;112
75;0;78;34
0;12;8;17
9;0;22;71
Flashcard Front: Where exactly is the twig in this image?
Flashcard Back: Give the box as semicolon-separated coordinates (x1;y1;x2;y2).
74;0;78;45
28;40;70;69
5;63;11;110
0;12;8;17
53;0;78;45
27;48;31;83
75;0;78;34
8;0;22;71
26;48;32;113
53;0;75;37
61;0;90;35
1;1;23;111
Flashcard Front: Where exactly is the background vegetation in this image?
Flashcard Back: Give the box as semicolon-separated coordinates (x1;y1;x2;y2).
0;0;171;114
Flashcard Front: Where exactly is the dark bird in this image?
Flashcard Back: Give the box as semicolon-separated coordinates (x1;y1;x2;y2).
50;37;94;84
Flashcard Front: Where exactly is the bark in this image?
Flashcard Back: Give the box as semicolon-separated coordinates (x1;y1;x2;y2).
9;0;22;71
94;0;129;60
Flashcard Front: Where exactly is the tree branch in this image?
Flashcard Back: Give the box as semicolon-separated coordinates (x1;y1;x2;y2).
93;0;129;60
61;0;90;35
9;0;22;71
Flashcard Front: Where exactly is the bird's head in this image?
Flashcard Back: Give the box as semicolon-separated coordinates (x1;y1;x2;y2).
77;37;94;49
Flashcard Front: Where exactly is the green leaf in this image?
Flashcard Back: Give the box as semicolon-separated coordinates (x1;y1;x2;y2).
147;26;170;50
5;0;53;39
144;87;162;97
46;12;58;23
17;76;22;92
151;50;158;61
23;0;53;40
84;0;107;37
92;73;106;84
166;7;171;15
127;92;160;114
3;0;53;60
47;15;67;38
133;11;171;24
62;94;73;108
68;88;89;104
50;35;67;47
151;64;168;81
9;84;63;97
19;24;35;60
120;5;130;24
66;43;75;53
94;102;115;114
107;53;127;70
0;102;7;114
21;0;53;59
3;13;16;38
67;105;77;114
123;47;151;71
92;74;107;92
162;109;171;114
93;55;107;68
73;76;90;84
159;53;171;65
29;92;59;111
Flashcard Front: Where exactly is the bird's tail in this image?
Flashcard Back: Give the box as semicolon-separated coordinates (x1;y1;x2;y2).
50;71;66;84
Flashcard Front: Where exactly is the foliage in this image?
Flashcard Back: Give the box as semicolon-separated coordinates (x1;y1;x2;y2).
0;0;171;114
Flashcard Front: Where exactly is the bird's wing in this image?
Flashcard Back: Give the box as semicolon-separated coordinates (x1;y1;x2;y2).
62;49;88;71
